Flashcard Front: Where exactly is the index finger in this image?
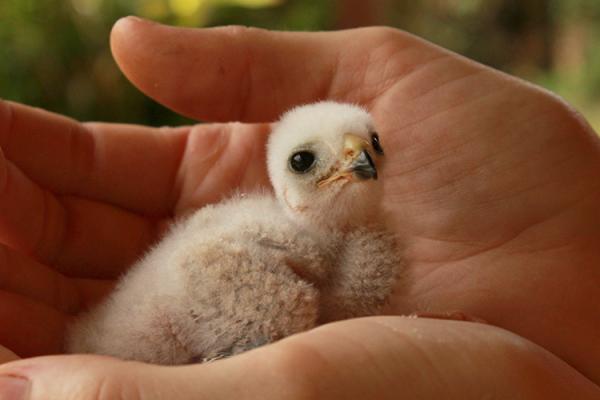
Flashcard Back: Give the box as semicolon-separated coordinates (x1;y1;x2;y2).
0;101;191;215
1;101;272;216
0;346;18;364
0;100;188;216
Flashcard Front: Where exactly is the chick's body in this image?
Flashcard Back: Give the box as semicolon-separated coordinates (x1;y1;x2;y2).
66;102;402;364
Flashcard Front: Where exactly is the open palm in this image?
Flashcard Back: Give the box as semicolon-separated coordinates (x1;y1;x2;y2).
1;18;599;398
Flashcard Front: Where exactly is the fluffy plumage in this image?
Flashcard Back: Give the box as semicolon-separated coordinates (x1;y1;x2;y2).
66;101;402;364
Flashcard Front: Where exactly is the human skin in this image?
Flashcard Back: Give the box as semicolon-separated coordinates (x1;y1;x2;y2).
0;17;599;399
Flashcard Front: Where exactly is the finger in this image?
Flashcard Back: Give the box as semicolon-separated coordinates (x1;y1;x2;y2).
217;318;598;399
0;346;18;364
0;101;188;216
0;291;65;357
2;319;598;400
0;149;157;278
110;18;441;122
0;101;271;216
0;243;113;313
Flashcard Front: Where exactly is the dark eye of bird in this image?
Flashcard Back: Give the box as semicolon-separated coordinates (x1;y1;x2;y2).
289;151;316;173
371;132;384;155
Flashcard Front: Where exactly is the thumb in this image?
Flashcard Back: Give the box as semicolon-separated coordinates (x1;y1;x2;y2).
1;318;599;399
110;17;338;123
0;353;282;400
0;355;205;400
109;18;424;123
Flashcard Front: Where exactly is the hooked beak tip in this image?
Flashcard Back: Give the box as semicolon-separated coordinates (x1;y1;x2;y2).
350;149;377;180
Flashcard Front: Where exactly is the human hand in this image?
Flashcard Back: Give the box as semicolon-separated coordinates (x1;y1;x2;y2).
0;346;17;364
2;317;599;399
0;17;599;398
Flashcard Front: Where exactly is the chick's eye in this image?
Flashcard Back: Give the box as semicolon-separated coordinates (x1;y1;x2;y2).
289;151;316;173
371;132;384;155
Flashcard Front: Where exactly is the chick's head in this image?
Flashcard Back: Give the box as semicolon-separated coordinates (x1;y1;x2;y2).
268;102;385;230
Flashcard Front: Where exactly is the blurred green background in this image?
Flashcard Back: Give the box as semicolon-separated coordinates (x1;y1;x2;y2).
1;0;599;131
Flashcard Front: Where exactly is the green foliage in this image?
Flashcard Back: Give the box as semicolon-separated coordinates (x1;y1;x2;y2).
209;0;333;31
0;0;334;125
0;0;159;124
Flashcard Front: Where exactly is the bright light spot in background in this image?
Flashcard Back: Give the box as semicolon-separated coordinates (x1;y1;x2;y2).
216;0;281;9
71;0;102;16
164;0;280;23
132;0;282;21
168;0;204;17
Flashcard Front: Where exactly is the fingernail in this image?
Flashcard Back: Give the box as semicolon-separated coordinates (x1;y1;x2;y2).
0;375;29;400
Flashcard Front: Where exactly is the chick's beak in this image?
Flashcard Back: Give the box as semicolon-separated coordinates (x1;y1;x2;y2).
343;133;378;180
350;148;378;180
317;134;378;187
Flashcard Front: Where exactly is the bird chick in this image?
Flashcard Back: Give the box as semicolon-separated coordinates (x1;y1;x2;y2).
66;101;402;364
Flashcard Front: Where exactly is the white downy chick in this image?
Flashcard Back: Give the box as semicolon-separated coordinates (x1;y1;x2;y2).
66;101;402;364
